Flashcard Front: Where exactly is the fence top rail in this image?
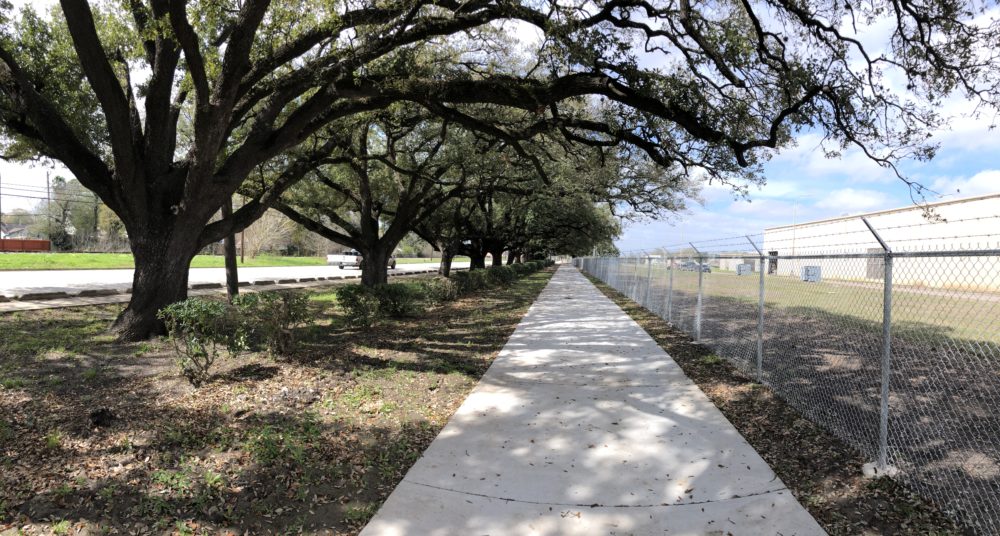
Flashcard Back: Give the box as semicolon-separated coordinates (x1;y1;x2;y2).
582;248;1000;261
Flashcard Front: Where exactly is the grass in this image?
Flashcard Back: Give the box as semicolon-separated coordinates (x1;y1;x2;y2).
636;267;1000;344
0;267;553;535
0;252;326;270
0;253;467;270
395;256;469;264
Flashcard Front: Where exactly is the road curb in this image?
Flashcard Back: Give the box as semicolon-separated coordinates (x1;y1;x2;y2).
15;291;71;301
78;289;120;297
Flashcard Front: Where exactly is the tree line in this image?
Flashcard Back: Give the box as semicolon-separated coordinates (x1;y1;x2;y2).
1;0;997;339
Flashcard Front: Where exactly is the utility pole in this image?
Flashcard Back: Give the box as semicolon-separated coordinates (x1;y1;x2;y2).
46;171;52;251
92;194;99;246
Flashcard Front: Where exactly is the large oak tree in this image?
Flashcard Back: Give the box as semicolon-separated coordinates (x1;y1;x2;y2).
1;0;996;339
274;108;474;286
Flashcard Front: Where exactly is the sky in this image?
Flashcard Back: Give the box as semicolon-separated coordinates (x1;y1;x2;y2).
615;115;1000;254
1;1;997;251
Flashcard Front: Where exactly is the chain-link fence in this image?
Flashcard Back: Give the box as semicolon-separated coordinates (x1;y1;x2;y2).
575;234;1000;534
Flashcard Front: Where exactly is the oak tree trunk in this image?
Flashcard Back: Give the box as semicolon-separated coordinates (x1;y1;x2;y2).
490;248;504;267
439;250;454;277
111;232;198;341
435;241;458;277
222;198;239;301
469;252;487;270
360;246;391;286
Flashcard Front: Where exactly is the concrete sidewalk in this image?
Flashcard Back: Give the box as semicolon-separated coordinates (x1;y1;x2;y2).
361;266;825;535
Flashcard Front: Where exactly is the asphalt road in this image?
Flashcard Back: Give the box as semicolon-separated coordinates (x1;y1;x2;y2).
0;262;469;298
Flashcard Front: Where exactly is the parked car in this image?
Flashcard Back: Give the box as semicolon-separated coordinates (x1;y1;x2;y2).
679;261;711;272
326;250;397;270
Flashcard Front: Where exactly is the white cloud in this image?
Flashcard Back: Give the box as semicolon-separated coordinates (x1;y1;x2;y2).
766;133;898;185
814;188;889;213
751;179;809;199
727;197;797;216
930;170;1000;198
697;181;743;204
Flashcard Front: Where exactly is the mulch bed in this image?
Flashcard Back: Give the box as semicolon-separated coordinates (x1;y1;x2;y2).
0;270;553;535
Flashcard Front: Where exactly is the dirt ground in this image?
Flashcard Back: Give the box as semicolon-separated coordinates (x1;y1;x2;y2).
0;270;552;535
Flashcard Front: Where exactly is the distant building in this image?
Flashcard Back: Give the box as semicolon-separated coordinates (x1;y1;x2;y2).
0;223;29;239
757;193;1000;289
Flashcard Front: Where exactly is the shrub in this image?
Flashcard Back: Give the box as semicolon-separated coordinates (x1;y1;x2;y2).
336;285;383;326
486;265;517;286
234;291;313;354
440;257;549;297
513;263;531;275
449;271;471;293
420;277;459;304
336;283;426;326
158;299;246;386
451;270;489;293
374;283;426;317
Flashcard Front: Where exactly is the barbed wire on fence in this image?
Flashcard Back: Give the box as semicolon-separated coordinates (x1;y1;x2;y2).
610;212;1000;259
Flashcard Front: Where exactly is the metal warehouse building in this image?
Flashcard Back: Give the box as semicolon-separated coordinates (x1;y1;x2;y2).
755;192;1000;290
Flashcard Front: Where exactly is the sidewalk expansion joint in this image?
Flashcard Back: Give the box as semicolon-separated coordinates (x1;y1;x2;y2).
492;378;673;389
402;480;791;509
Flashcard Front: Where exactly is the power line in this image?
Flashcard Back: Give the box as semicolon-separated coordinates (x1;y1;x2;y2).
1;185;98;200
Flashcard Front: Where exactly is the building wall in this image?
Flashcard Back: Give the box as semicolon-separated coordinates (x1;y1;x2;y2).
760;194;1000;290
718;257;760;272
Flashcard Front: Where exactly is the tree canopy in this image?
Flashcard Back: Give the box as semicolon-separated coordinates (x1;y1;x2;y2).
0;0;996;338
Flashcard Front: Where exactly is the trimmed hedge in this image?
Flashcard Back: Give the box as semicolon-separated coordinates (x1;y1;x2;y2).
336;282;426;326
422;276;459;304
336;258;553;325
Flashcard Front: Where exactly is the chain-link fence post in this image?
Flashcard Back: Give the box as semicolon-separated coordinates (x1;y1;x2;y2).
627;257;636;299
642;256;653;308
691;243;703;342
637;257;644;301
636;256;644;302
610;258;617;290
863;217;895;474
879;249;894;472
666;255;674;322
746;236;765;382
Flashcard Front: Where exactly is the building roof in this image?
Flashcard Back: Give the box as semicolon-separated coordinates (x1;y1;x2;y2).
0;222;28;237
764;191;1000;232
